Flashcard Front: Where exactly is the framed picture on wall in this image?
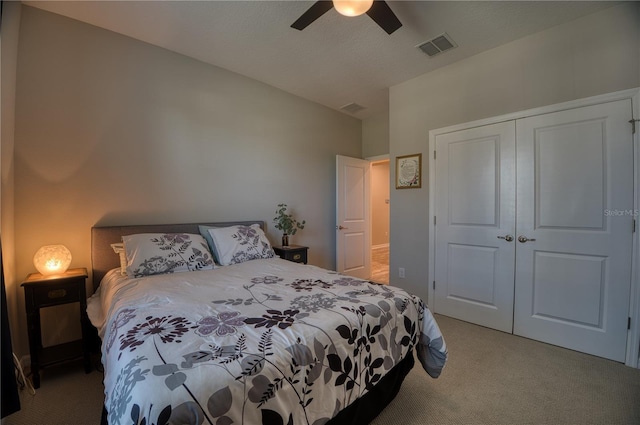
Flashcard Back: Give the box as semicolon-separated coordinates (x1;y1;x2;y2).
395;153;422;189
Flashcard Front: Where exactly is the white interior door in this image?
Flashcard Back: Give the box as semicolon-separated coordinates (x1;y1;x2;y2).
336;155;371;279
434;121;516;333
514;99;634;362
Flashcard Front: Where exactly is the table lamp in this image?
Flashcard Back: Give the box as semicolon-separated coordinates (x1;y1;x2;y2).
33;245;72;276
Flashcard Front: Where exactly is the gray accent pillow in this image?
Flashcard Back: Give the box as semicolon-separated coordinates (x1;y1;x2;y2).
198;225;221;265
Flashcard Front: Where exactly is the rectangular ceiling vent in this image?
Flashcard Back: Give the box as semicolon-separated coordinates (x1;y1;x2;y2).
340;102;367;114
417;33;457;57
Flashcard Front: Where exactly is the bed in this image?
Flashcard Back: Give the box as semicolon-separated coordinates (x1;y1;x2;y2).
89;221;447;425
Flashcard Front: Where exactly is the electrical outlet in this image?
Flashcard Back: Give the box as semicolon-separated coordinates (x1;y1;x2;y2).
399;267;405;278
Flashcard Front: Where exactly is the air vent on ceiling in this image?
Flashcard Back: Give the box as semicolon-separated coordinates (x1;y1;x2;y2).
340;102;367;114
417;33;457;57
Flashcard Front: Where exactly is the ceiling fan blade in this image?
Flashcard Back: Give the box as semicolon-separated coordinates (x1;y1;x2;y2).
366;1;402;35
291;1;334;31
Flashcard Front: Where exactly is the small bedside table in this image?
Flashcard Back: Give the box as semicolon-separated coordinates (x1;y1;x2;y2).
273;245;308;264
21;268;91;388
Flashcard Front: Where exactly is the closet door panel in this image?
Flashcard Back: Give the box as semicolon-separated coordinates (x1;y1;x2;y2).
514;99;633;362
536;119;605;229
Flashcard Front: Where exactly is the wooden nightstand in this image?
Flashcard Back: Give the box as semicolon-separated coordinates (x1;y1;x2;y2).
273;245;308;264
21;268;91;388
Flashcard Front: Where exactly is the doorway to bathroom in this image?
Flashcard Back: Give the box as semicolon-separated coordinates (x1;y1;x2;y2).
370;159;389;284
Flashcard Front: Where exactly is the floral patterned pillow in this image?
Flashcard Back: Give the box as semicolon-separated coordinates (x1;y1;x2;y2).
122;233;215;278
207;224;274;266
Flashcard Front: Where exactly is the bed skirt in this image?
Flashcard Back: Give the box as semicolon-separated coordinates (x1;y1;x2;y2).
327;350;415;425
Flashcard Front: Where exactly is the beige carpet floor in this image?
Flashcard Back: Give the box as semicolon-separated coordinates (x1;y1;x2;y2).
372;315;640;425
1;357;105;425
3;315;639;425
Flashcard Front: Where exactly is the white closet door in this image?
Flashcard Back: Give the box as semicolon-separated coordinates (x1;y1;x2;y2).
514;99;633;362
434;121;516;333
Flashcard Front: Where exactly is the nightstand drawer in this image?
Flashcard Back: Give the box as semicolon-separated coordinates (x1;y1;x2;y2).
288;251;307;264
273;245;308;264
32;281;81;307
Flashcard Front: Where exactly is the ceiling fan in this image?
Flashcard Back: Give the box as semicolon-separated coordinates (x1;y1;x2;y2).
291;0;402;35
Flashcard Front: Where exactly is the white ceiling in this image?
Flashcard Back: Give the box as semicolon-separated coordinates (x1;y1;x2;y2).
25;1;618;119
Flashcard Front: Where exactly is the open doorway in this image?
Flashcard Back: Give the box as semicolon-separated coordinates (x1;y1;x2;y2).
370;159;389;284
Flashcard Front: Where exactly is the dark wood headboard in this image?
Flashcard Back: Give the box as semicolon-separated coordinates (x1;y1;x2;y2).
91;221;265;291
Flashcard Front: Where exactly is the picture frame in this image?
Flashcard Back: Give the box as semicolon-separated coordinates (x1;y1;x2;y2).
395;153;422;189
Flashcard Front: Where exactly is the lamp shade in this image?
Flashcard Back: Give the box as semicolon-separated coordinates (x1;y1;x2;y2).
33;245;72;276
333;0;373;17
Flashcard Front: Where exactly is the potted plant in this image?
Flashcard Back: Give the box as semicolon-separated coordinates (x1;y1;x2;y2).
273;204;305;246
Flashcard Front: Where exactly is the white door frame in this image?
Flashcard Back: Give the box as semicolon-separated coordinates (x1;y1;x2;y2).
428;88;640;368
367;154;391;252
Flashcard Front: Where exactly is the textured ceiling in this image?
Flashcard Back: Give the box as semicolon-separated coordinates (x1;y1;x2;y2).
25;1;618;119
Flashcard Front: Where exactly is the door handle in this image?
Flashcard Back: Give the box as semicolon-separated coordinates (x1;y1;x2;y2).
518;235;536;243
497;235;514;242
336;225;349;230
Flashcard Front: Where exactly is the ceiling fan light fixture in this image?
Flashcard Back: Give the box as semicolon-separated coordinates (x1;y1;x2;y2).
333;0;374;17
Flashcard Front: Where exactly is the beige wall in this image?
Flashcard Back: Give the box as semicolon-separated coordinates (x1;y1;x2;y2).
389;3;640;302
362;109;389;158
1;1;22;352
371;161;389;246
9;6;361;355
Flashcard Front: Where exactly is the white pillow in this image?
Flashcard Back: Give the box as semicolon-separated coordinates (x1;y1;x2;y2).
122;233;215;278
207;224;274;266
110;243;127;276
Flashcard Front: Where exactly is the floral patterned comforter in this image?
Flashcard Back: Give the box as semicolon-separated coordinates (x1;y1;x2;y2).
89;258;447;425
